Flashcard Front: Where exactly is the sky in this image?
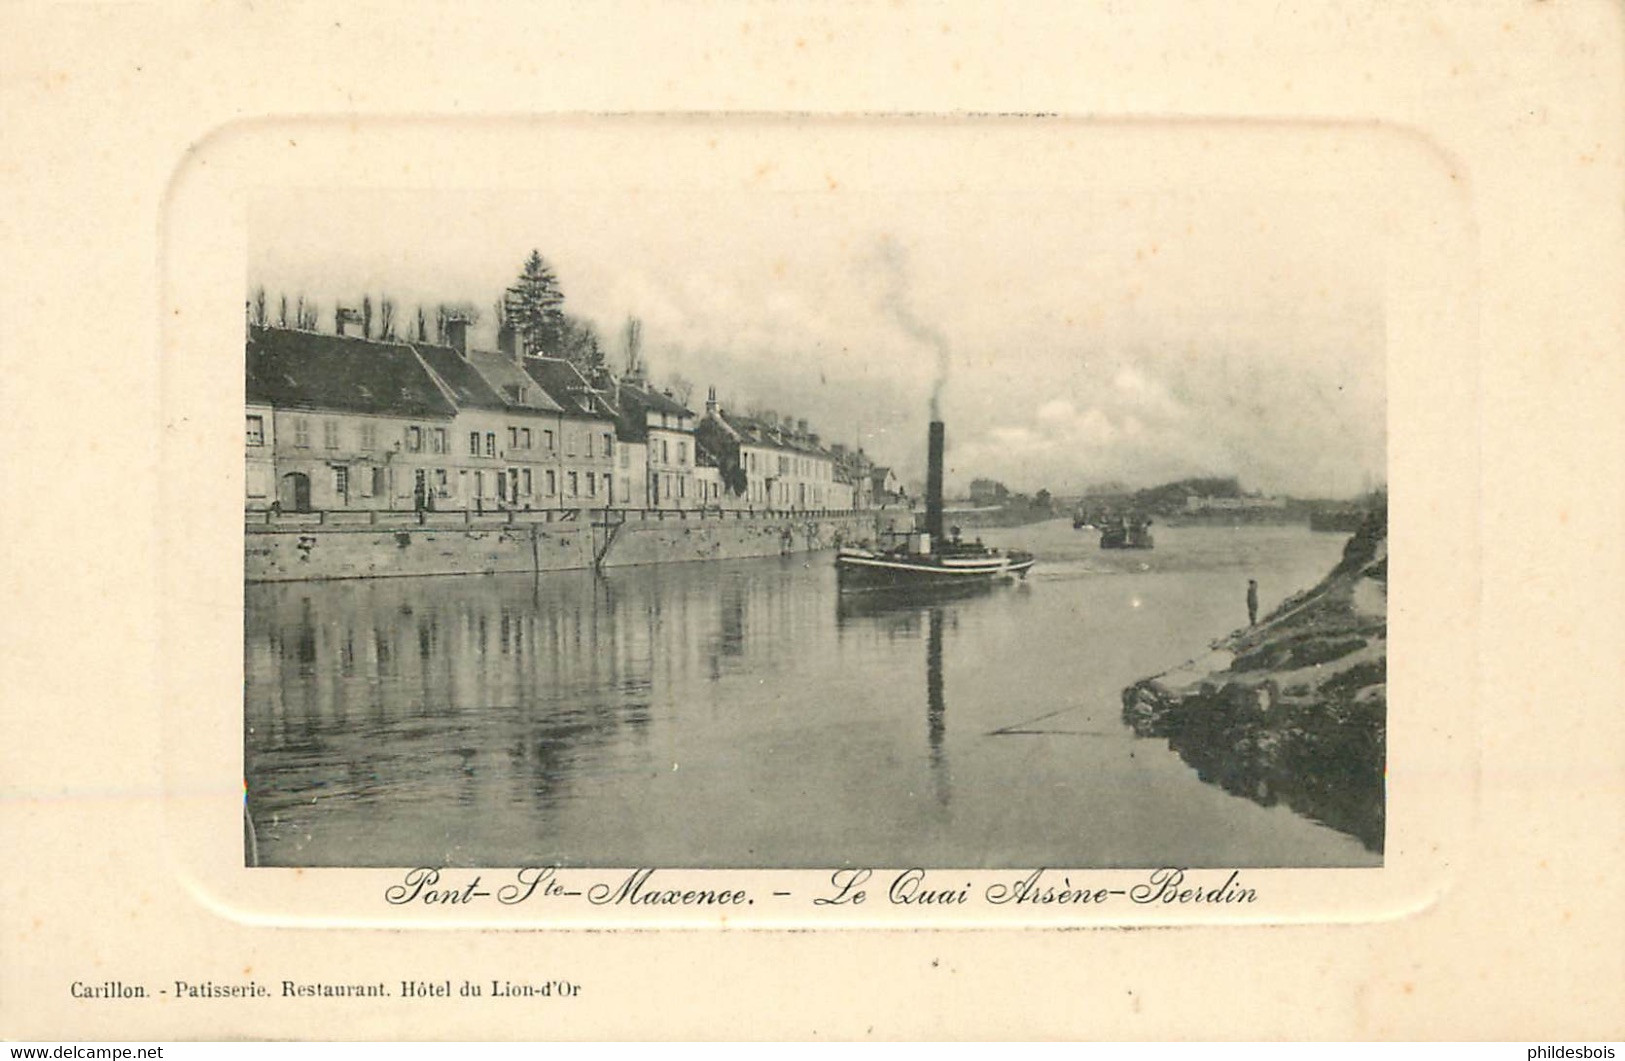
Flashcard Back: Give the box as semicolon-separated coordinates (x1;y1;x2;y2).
248;125;1387;499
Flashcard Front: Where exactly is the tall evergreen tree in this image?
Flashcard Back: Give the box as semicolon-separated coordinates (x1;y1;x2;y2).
504;250;567;354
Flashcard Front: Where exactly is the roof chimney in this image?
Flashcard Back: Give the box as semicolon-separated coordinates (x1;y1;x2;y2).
445;317;469;355
705;386;718;417
498;322;520;363
797;418;809;436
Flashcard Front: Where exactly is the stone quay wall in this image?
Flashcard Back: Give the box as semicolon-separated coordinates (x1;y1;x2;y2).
244;509;886;583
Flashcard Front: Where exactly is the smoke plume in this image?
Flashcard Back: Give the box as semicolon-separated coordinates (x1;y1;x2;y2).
875;236;952;420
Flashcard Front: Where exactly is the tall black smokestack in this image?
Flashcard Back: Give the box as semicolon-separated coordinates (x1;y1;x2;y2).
926;420;945;545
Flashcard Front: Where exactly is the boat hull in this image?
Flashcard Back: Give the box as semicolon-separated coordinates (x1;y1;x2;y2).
835;550;1035;592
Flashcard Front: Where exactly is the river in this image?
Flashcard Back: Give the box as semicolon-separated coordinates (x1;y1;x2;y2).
244;519;1378;868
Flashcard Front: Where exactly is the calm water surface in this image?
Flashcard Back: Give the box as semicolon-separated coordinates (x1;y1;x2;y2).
245;520;1377;868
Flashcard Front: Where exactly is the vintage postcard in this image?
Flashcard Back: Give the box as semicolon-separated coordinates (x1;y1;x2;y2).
187;117;1457;932
4;0;1621;1042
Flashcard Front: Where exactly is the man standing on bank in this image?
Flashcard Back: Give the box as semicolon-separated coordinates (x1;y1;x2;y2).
1247;578;1259;626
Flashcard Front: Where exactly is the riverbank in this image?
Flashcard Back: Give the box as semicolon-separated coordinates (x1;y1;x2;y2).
943;503;1056;529
244;509;881;582
1120;505;1388;852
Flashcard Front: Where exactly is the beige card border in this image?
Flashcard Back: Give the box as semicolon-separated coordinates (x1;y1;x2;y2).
4;0;1620;1040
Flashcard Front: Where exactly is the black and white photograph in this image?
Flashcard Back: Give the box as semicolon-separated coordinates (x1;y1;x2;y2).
242;125;1388;871
7;0;1624;1045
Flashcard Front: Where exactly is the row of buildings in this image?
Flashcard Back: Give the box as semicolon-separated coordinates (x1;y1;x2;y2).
246;322;903;515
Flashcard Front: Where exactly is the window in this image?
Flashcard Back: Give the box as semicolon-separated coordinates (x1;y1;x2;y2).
522;469;532;495
508;427;519;449
469;432;481;456
545;429;555;451
497;471;507;502
371;468;386;497
587;473;596;497
406;426;422;453
568;472;579;497
485;432;496;457
293;418;310;448
436;469;448;495
360;422;377;451
246;415;265;446
605;473;613;503
521;428;531;449
545;470;556;496
603;433;613;456
678;441;687;465
678;476;686;499
323;420;339;449
585;432;593;458
333;466;349;498
433;428;446;454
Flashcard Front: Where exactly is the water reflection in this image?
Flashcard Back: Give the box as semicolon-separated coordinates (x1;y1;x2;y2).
246;526;1380;868
926;606;948;809
1157;689;1386;853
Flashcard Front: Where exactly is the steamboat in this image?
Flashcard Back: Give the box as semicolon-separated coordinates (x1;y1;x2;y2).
835;421;1035;592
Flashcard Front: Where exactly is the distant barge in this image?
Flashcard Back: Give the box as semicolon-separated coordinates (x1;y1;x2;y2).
835;421;1035;592
1099;518;1154;550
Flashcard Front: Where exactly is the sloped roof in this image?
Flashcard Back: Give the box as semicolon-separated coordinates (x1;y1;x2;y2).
246;326;456;419
624;381;694;420
465;350;565;413
724;414;831;457
521;356;616;420
409;343;508;411
614;380;696;442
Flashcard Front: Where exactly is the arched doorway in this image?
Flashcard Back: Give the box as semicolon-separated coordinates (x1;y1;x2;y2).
278;472;311;512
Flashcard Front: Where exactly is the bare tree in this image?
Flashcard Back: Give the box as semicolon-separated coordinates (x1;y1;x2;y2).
362;296;374;339
666;373;695;406
378;297;396;340
415;306;428;342
623;316;644;377
557;316;610;387
277;293;288;328
251;286;268;326
434;302;481;344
